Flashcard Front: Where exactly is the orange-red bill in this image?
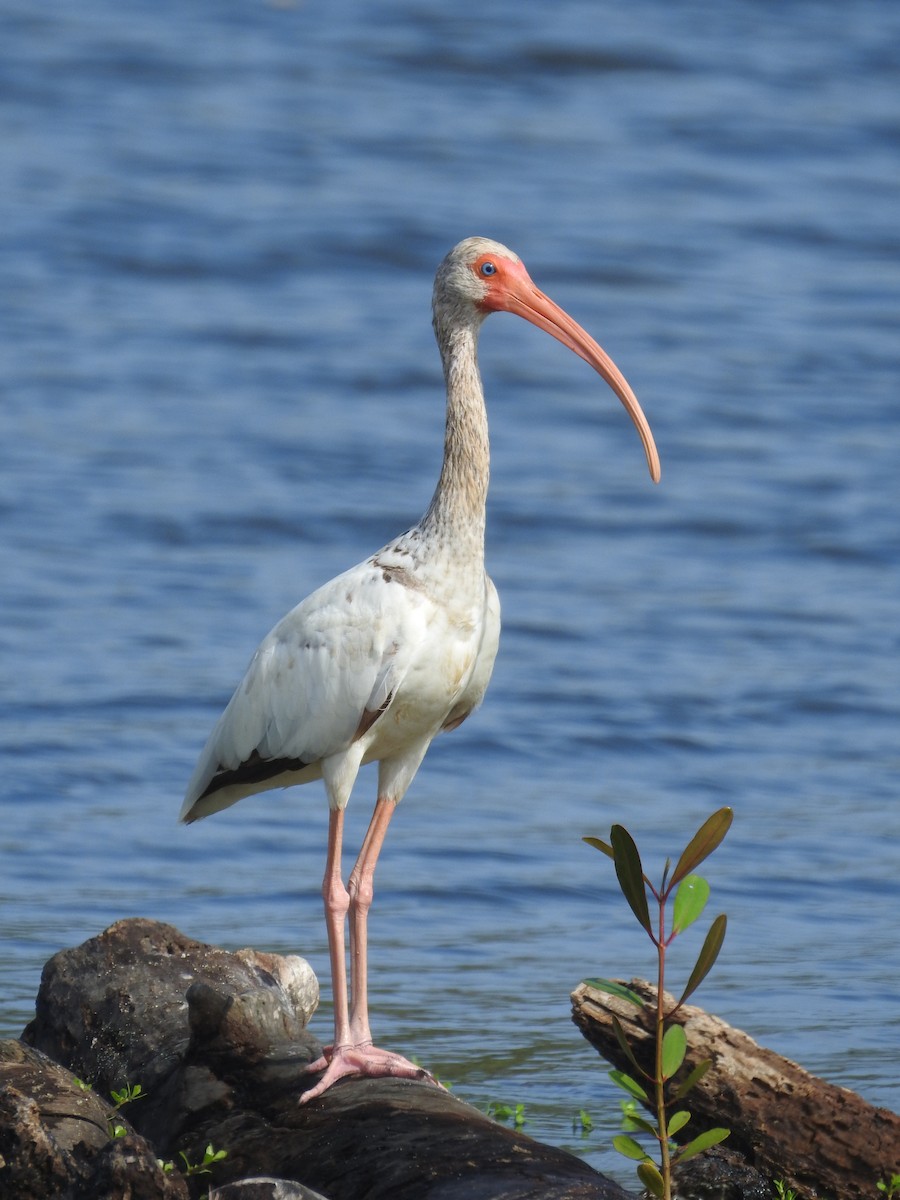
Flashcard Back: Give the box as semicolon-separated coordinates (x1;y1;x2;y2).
495;274;661;484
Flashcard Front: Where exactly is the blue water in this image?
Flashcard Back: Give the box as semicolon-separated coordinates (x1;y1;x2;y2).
1;0;898;1185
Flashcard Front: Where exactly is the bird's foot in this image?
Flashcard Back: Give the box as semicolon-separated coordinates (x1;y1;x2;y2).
300;1042;441;1103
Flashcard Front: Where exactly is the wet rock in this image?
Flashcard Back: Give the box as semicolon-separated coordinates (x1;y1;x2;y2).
210;1180;331;1200
0;1040;187;1199
9;919;630;1199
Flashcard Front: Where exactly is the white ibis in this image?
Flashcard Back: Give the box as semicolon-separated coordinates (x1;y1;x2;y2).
180;236;660;1102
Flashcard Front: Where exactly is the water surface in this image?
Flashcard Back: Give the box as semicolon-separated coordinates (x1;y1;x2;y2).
1;0;898;1184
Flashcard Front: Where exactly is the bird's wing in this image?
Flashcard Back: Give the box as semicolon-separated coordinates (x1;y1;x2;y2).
181;559;430;815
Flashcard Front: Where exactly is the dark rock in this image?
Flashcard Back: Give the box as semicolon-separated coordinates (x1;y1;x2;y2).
23;917;323;1153
673;1147;772;1200
230;1074;628;1200
24;918;319;1094
0;1040;109;1197
211;1180;331;1200
11;919;631;1199
0;1040;187;1199
87;1134;190;1200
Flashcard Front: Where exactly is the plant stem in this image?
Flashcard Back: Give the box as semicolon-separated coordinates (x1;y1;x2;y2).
656;894;672;1200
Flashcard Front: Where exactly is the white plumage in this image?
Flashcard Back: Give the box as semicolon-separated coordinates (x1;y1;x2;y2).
182;546;500;820
181;236;659;1102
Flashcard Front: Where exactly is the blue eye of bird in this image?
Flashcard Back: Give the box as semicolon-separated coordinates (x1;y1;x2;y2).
480;261;497;277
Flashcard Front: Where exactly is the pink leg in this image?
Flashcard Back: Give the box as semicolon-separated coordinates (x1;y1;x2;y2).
300;797;441;1103
347;796;395;1046
321;806;351;1049
300;807;350;1094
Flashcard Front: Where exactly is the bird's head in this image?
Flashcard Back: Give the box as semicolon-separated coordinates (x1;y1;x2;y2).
434;237;661;483
433;236;524;312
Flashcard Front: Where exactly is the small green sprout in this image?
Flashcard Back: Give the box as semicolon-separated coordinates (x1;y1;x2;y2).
180;1143;228;1177
158;1143;228;1180
486;1100;526;1129
573;1108;593;1135
110;1082;145;1109
772;1181;799;1200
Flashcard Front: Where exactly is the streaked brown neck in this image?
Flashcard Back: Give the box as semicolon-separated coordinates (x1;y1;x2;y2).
421;320;490;561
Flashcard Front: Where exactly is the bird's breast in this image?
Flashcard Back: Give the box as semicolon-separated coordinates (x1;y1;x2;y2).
399;604;479;708
358;575;491;757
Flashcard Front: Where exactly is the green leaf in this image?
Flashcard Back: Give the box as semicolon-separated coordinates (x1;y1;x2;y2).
608;1068;649;1102
672;874;710;934
581;978;645;1008
612;1133;650;1161
661;1023;687;1078
612;1014;649;1079
670;808;733;887
673;1058;712;1099
678;913;727;1005
667;1109;691;1137
622;1111;659;1138
637;1160;666;1197
610;825;652;934
674;1126;730;1162
583;836;615;859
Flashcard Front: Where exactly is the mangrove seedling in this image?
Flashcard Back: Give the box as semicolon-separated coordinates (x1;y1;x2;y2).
583;807;733;1200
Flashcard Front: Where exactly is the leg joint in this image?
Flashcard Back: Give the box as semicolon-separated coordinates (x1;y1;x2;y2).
323;872;350;917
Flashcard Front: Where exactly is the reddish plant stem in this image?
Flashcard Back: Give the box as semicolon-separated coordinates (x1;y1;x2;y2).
656;894;673;1200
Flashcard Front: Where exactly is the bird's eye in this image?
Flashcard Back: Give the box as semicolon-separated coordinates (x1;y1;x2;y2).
479;261;497;277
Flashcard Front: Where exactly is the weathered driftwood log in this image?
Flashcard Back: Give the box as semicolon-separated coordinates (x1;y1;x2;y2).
4;919;630;1200
572;979;900;1200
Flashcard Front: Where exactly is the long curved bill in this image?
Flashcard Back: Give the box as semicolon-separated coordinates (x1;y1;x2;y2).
503;282;661;483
